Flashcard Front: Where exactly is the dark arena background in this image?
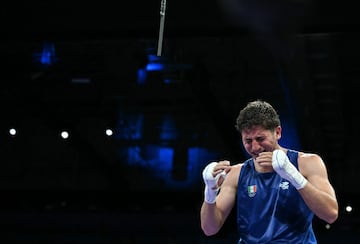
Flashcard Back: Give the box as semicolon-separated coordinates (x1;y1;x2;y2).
1;0;359;243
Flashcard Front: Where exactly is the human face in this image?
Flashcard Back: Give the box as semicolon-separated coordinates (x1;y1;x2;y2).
241;125;281;158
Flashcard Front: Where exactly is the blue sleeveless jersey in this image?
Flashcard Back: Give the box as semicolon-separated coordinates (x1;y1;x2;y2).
236;149;317;243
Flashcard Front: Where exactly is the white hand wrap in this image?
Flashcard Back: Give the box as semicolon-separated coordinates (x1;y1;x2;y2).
202;162;227;204
272;149;307;190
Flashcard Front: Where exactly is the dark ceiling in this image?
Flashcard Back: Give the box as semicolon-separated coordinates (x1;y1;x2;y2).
1;0;359;40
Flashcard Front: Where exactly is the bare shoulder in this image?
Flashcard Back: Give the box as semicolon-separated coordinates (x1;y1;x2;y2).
230;163;243;173
298;151;323;163
224;163;243;187
297;151;328;175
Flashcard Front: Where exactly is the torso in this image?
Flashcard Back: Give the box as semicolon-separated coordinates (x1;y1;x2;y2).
234;149;316;243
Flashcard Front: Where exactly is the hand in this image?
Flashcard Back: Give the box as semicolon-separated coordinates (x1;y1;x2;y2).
202;161;230;204
272;149;307;190
254;152;273;167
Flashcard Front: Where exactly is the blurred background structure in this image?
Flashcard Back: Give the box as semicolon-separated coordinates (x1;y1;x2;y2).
0;0;359;243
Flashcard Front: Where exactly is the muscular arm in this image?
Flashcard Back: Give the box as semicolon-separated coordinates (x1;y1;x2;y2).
298;153;338;224
200;164;240;236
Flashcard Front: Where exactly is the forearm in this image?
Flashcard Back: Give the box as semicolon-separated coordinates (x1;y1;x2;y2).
200;202;224;236
299;183;338;224
200;161;234;236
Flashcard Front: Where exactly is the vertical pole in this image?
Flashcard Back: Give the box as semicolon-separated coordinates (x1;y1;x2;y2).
157;0;167;56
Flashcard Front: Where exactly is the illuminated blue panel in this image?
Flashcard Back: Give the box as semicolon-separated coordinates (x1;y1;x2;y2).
187;147;221;189
32;41;57;66
159;115;177;141
146;63;165;71
279;115;301;150
124;146;144;166
277;71;302;150
118;144;223;191
113;111;224;191
136;68;147;84
120;145;173;169
157;146;174;171
115;112;143;140
188;147;221;167
136;52;193;85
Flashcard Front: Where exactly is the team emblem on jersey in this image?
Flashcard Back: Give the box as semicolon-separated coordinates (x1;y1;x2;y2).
247;185;257;197
279;181;290;190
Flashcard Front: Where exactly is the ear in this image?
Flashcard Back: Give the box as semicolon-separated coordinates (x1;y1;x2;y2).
275;126;282;140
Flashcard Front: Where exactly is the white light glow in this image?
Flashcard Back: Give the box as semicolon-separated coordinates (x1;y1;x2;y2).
61;131;69;139
345;205;353;213
9;128;17;136
105;129;113;136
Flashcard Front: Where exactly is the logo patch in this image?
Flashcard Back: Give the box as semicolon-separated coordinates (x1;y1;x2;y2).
279;181;290;190
247;185;257;197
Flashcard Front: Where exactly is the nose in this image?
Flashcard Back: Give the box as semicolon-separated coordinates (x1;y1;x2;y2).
251;140;262;154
